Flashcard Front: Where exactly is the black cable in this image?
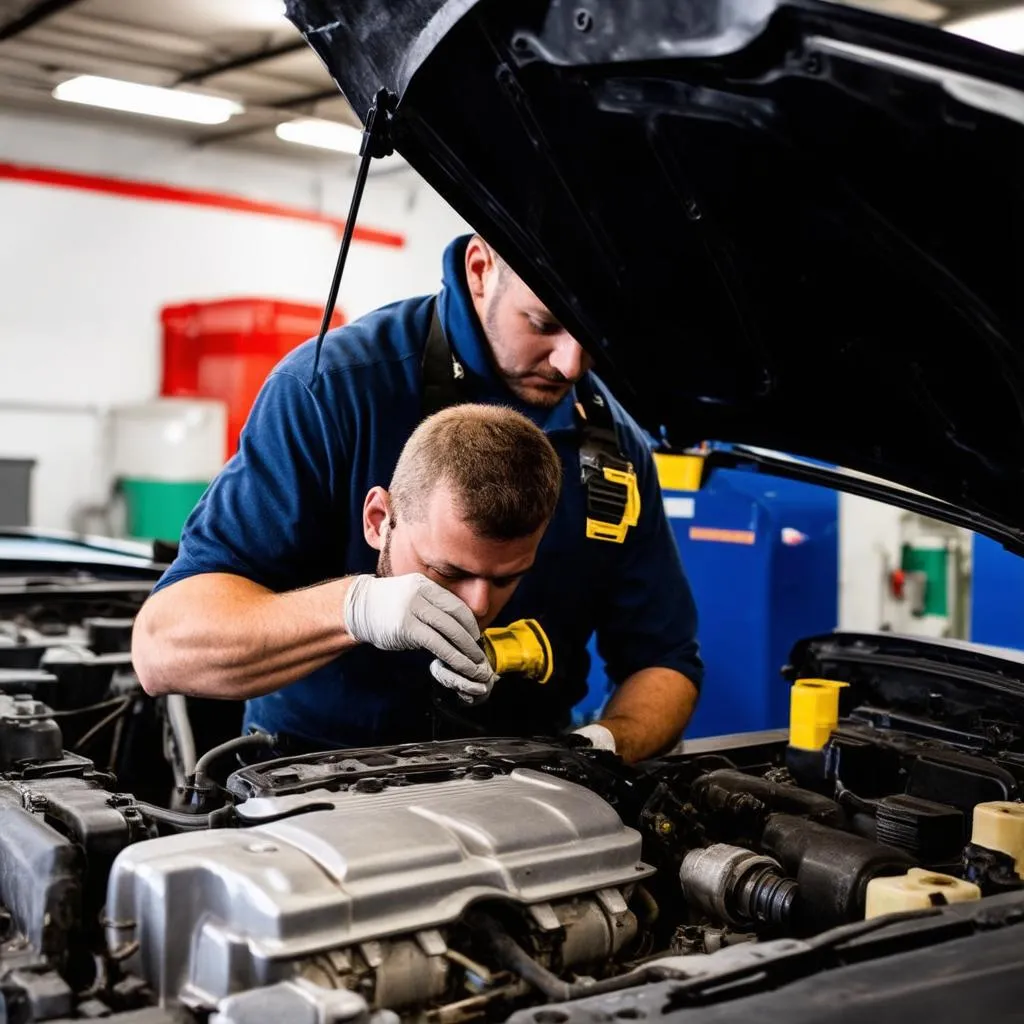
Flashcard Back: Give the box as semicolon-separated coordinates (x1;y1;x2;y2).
13;696;131;721
72;699;133;752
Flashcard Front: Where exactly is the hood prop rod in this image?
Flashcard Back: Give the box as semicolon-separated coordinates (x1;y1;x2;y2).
309;88;397;383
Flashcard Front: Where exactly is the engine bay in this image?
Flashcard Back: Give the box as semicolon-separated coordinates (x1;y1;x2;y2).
1;589;1024;1024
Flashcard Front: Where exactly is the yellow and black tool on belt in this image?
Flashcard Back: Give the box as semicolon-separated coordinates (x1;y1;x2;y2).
480;618;554;683
575;378;640;544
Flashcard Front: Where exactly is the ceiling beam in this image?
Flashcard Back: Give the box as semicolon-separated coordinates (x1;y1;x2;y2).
0;0;82;43
175;38;307;85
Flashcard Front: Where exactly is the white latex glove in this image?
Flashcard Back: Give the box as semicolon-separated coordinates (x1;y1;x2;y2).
572;722;617;753
344;574;498;696
429;658;498;704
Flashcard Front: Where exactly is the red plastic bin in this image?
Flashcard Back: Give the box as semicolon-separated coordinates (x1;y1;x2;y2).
160;297;345;456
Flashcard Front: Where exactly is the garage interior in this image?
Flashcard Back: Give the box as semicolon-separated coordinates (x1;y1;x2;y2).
0;3;1023;1023
2;0;1024;728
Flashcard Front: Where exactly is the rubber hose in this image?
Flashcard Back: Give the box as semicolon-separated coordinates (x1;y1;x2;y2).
133;801;212;830
193;731;277;791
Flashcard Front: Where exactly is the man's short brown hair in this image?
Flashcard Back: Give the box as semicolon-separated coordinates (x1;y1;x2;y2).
388;404;562;540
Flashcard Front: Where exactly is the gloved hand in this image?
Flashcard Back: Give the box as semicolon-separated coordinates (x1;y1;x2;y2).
429;658;498;704
571;722;617;753
344;573;498;700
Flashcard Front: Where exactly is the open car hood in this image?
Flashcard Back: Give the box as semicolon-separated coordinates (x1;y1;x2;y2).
288;0;1024;549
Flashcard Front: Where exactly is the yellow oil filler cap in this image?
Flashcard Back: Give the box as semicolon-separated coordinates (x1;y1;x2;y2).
971;802;1024;878
789;679;849;751
865;868;980;919
481;619;553;684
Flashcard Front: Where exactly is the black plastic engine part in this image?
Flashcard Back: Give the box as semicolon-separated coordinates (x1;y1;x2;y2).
680;844;797;928
690;769;845;838
0;696;63;768
962;842;1024;897
23;778;151;927
0;637;60;672
84;618;134;655
0;787;81;958
874;794;965;862
0;668;60;704
760;814;916;930
908;750;1017;814
822;730;904;797
1;968;75;1024
39;648;129;710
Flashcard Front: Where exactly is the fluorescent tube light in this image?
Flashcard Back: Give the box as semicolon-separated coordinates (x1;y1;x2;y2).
53;76;243;125
275;118;363;154
946;7;1024;53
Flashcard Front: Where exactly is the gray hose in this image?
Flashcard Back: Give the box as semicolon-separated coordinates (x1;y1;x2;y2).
165;695;197;778
474;913;674;1002
193;732;277;791
133;801;212;830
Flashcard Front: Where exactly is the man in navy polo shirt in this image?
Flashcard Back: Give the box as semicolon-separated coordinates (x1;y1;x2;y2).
132;234;703;763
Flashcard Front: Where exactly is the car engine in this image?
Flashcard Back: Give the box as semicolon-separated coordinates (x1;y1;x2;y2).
1;593;1024;1024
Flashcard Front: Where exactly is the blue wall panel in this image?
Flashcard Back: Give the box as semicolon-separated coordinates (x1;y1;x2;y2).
576;467;839;739
971;534;1024;650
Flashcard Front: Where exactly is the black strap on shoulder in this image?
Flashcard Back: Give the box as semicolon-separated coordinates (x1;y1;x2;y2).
421;298;466;419
575;375;641;543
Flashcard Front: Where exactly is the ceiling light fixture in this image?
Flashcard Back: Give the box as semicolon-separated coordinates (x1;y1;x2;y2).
53;75;243;125
275;118;363;154
946;6;1024;53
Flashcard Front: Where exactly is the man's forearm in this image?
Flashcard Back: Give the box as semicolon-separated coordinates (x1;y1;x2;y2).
596;667;699;763
132;573;359;700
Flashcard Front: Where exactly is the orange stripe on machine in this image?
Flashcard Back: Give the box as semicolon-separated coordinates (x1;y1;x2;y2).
688;526;757;545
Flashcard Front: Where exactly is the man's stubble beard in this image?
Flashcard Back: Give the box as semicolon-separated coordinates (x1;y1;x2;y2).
484;290;569;410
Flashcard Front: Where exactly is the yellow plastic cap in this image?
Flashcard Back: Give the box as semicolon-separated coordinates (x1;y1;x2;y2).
653;453;705;492
789;678;849;751
865;869;980;919
972;802;1024;878
480;619;553;684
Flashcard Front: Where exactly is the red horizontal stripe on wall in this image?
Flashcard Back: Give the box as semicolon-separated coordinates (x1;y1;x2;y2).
0;159;405;247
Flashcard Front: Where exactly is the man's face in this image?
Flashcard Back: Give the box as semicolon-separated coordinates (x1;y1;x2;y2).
466;239;593;408
369;482;543;629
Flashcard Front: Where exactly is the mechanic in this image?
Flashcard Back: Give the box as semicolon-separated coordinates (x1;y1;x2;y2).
132;234;703;763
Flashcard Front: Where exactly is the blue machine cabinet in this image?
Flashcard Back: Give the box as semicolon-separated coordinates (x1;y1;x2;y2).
576;462;839;739
971;534;1024;649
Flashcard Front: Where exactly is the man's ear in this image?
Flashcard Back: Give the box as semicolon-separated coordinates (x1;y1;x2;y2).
363;486;391;551
464;235;495;302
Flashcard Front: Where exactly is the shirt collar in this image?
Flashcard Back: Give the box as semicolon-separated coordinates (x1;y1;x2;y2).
436;234;578;433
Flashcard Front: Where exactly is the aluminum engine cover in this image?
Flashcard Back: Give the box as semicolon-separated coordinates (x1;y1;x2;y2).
106;767;653;1007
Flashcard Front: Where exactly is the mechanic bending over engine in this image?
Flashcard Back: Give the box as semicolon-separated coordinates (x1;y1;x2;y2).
132;234;703;763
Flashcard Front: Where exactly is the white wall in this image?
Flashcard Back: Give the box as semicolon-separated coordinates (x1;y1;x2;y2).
0;110;469;529
839;494;902;632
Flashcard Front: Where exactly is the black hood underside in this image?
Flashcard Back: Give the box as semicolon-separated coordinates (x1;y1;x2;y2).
289;0;1024;548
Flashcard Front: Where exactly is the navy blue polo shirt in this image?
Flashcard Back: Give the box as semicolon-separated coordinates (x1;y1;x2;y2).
153;235;702;748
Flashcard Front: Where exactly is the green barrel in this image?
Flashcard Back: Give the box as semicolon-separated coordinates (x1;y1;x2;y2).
901;538;949;617
119;478;208;542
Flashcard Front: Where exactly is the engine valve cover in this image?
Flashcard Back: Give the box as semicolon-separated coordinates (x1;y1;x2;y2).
106;768;653;1007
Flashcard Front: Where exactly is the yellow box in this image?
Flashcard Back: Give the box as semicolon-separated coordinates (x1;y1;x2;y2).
865;869;980;919
972;802;1024;877
789;678;848;751
653;452;705;492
